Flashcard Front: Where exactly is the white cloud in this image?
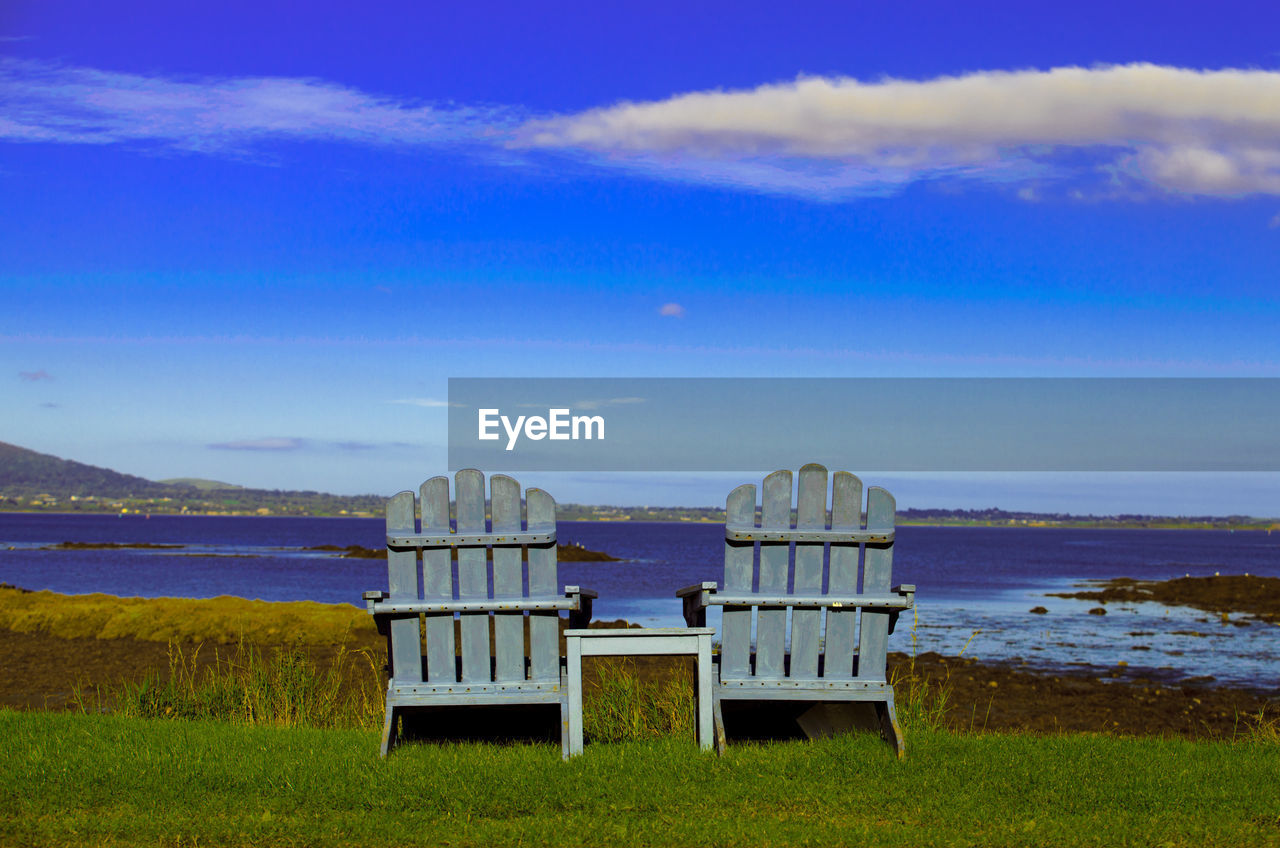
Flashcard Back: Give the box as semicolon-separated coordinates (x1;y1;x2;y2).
7;58;1280;200
209;437;306;451
572;397;646;411
0;57;519;154
517;64;1280;198
515;397;645;410
389;397;460;408
659;302;686;318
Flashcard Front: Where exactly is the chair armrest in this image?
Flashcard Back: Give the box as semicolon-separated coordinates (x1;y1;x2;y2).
704;592;911;609
677;582;718;627
676;581;718;598
362;590;387;614
889;585;916;634
564;586;596;629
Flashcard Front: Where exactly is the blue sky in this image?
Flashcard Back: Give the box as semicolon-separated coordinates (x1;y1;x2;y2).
3;1;1279;514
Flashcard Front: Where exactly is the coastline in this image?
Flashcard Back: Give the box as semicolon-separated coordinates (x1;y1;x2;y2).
2;507;1276;531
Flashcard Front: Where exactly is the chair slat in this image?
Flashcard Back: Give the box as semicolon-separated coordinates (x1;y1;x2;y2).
789;464;827;679
857;486;896;682
491;474;525;683
455;469;490;683
720;484;755;680
386;491;422;684
822;471;863;679
421;477;455;683
755;470;792;679
526;488;559;681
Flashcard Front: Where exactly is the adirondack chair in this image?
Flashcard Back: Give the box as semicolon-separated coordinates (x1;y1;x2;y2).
362;469;595;758
677;464;915;756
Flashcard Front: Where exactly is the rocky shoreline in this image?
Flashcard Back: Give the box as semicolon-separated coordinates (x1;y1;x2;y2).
1047;574;1280;623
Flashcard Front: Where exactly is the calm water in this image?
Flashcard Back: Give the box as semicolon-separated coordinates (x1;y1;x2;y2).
2;513;1278;689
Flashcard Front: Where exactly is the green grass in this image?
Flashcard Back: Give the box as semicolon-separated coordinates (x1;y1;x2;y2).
3;710;1279;847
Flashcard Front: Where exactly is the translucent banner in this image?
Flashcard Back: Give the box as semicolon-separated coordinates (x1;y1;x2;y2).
447;378;1280;472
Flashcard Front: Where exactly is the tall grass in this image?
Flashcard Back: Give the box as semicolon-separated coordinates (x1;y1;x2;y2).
582;658;696;742
1242;706;1280;743
0;586;375;644
77;635;949;743
889;607;955;733
80;639;385;730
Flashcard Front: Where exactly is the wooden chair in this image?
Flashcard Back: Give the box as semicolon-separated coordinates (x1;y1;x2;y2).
677;464;915;756
363;469;595;758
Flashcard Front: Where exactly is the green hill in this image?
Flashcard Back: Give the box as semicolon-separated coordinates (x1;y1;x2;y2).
0;441;384;516
0;441;193;499
158;477;244;491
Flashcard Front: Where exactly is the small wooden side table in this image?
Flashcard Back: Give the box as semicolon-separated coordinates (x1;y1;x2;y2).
564;627;715;756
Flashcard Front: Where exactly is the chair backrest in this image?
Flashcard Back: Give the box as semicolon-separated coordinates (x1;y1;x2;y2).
384;469;561;686
720;463;897;683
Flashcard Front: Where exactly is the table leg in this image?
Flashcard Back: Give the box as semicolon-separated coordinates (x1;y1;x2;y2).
567;637;584;757
696;632;713;751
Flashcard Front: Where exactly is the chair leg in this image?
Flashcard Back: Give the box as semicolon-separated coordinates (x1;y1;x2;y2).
713;698;727;755
560;692;572;761
380;704;398;758
877;700;905;759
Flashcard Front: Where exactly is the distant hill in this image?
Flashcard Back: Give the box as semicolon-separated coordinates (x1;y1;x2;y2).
158;478;244;491
0;441;194;499
1;440;1273;526
0;441;384;516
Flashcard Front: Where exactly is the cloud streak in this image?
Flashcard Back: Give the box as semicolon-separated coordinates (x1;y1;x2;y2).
518;64;1280;198
18;369;53;381
0;57;518;154
5;58;1280;199
209;438;306;451
389;397;461;408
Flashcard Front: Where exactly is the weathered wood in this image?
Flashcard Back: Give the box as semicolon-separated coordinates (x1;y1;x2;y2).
857;486;896;683
699;592;909;609
755;470;792;680
789;464;826;680
564;628;715;756
371;597;576;614
823;471;862;679
367;470;591;758
455;469;490;683
720;484;755;680
723;526;893;543
421;476;454;684
490;474;525;683
526;487;558;681
385;491;421;684
387;526;555;548
690;466;911;757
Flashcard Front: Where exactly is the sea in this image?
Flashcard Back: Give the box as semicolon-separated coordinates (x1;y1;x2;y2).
2;513;1278;690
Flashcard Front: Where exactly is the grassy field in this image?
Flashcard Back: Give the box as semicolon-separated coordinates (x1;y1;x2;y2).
4;709;1279;847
